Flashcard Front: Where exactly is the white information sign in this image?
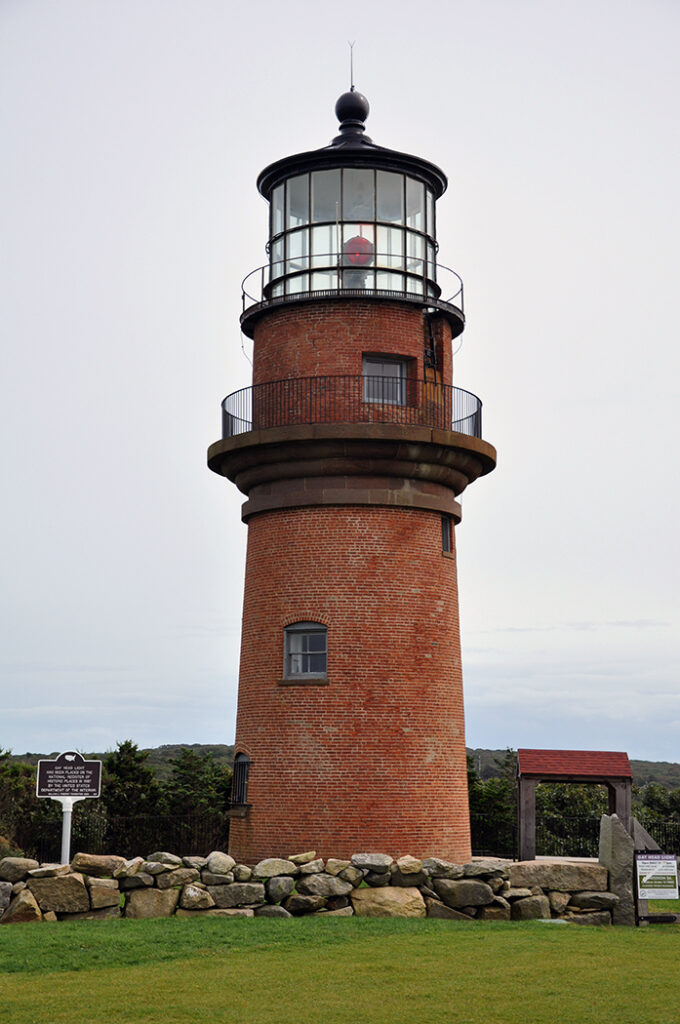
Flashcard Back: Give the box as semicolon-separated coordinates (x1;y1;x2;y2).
636;853;679;900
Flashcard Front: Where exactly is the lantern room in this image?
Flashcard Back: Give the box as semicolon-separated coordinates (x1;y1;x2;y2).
240;90;465;339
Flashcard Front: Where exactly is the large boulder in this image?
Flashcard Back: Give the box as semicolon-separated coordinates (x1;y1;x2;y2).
288;851;317;865
299;859;325;875
351;853;393;873
599;813;636;926
508;861;607;892
510;895;551;920
266;876;295;903
478;898;511;921
283;894;327;915
256;904;293;918
396;855;422;874
207;882;265;908
569;891;619;911
87;879;121;910
296;873;353;898
179;885;216;910
201;872;234;886
27;864;71;878
114;858;145;879
390;867;428;887
425;898;474;921
421;858;464;880
339;866;364;886
89;888;121;911
70;853;127;878
119;872;154;890
28;874;90;913
432;878;494;908
364;871;391;887
156;868;199;890
548;891;571;914
61;906;122;921
464;860;508;878
351;886;425;918
253;858;299;878
206;851;236;875
562;911;611;926
0;880;13;912
0;857;39;883
0;888;42;924
125;888;180;918
147;851;182;867
182;856;208;870
325;859;351;876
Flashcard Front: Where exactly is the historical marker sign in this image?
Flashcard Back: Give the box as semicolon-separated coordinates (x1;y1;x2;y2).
636;853;679;901
36;751;102;800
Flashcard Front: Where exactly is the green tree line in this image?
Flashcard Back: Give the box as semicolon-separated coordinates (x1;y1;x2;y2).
0;742;232;858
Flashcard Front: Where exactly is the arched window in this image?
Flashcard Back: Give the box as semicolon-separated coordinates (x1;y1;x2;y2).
284;622;328;679
231;753;250;806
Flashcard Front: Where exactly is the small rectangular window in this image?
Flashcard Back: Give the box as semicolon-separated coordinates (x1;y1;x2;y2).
284;622;328;678
362;356;407;405
441;514;452;553
231;754;250;805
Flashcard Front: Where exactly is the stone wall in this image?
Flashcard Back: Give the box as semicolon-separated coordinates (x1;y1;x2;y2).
0;850;619;926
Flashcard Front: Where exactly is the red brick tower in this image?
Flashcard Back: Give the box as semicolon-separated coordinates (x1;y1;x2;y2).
208;90;496;862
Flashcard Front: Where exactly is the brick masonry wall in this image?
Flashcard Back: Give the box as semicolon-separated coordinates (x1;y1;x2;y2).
230;504;470;864
252;301;453;385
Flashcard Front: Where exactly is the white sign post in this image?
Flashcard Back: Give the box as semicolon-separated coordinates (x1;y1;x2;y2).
36;751;102;865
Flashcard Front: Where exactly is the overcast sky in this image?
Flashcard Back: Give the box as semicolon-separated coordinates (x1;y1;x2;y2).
2;0;679;762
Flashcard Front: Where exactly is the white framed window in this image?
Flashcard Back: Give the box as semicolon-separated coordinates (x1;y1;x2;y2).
284;622;328;678
362;356;407;405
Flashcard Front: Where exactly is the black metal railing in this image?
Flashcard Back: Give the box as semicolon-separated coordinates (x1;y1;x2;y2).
221;375;482;440
33;812;230;863
241;254;464;320
470;815;518;859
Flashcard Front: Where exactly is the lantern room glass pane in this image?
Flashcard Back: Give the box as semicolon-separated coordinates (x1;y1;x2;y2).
311;224;337;267
342;168;374;221
287;227;309;269
270;236;284;276
286;272;308;294
376;171;404;223
406;231;425;270
427;240;436;283
377;225;404;268
286;174;309;228
426;189;435;236
406;178;425;231
310;269;339;291
376;270;405;292
311;169;341;223
271;184;284;236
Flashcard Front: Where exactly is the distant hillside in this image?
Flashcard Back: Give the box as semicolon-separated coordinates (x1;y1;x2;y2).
8;744;235;783
466;748;680;790
8;744;680;790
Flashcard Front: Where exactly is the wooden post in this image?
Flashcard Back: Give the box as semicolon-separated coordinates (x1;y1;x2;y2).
518;777;537;861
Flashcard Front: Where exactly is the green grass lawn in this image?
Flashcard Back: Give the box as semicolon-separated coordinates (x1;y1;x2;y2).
1;917;679;1024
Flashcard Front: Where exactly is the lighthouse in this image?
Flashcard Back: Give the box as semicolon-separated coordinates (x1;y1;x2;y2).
208;89;496;863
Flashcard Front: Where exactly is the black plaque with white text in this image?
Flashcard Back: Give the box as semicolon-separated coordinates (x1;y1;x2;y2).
36;751;102;799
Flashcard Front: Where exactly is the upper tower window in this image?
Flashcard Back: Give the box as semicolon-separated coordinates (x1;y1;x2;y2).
283;622;328;679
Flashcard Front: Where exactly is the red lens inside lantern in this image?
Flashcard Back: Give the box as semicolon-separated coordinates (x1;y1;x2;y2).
343;235;374;266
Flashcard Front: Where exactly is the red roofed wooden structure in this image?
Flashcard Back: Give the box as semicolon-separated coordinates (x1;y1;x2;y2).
517;748;633;861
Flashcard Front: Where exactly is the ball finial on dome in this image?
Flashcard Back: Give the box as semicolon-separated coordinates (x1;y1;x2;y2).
335;89;370;127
